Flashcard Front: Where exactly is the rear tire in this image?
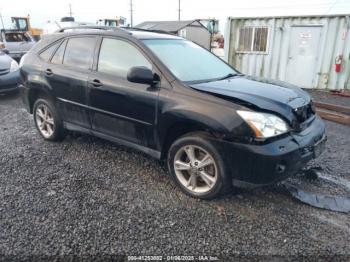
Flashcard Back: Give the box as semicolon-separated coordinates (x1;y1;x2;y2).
167;133;232;199
33;98;66;141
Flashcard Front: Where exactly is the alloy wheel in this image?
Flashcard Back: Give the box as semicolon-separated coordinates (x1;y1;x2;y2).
173;145;218;194
35;104;55;138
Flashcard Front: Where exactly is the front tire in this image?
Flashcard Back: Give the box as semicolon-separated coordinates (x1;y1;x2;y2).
167;133;232;199
33;98;66;141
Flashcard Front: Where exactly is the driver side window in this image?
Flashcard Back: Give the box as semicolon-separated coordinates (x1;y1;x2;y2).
97;38;152;78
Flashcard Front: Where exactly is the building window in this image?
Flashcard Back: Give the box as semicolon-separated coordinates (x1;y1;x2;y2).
237;27;269;53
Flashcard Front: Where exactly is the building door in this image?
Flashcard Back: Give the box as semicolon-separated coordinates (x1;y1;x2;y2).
285;26;322;88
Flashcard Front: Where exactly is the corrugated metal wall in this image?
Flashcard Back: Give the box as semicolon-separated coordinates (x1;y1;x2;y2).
225;15;350;90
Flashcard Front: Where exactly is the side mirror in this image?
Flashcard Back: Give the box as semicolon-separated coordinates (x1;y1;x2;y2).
127;66;156;85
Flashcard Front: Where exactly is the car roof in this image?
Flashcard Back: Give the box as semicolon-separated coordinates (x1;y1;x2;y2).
32;27;184;54
49;27;183;40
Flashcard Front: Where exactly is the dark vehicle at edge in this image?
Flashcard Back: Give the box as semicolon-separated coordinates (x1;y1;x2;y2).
0;50;20;93
20;26;326;199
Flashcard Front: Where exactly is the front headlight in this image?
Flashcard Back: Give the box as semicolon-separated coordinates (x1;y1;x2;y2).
237;110;289;138
19;54;27;68
10;60;19;72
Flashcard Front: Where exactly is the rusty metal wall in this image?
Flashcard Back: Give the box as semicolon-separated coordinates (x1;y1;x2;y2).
224;15;350;90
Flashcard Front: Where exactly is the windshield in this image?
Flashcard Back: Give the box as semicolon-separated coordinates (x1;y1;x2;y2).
142;39;238;82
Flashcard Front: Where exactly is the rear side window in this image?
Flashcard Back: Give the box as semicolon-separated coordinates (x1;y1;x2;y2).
39;41;61;61
51;40;67;65
63;37;96;70
98;38;151;78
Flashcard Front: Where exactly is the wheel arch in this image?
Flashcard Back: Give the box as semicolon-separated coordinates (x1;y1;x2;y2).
28;87;55;114
160;120;216;160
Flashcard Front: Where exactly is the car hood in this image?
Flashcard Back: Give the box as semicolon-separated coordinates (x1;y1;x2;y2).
190;75;311;123
4;41;35;53
0;53;11;71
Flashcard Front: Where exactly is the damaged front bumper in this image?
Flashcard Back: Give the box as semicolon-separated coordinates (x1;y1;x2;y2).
213;115;326;187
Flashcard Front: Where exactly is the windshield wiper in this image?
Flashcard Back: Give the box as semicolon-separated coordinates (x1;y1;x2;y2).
218;73;241;80
185;73;243;84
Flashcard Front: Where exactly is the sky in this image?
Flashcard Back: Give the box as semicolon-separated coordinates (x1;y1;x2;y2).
1;0;350;33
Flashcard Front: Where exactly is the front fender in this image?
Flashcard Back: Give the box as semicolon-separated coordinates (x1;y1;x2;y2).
157;88;254;149
160;104;234;134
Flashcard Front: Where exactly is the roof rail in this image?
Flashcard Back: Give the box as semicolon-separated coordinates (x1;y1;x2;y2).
121;27;173;35
55;25;128;33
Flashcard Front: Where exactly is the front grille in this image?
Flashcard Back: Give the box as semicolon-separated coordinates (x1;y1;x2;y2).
294;102;315;123
300;145;313;157
0;68;9;76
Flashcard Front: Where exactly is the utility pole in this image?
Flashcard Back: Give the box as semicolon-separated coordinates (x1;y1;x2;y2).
178;0;181;21
130;0;133;27
69;3;73;17
0;11;5;30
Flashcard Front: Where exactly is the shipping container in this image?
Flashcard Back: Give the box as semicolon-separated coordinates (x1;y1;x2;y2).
224;14;350;90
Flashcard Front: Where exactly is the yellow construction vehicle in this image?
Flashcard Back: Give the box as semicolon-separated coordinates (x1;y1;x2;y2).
11;15;43;41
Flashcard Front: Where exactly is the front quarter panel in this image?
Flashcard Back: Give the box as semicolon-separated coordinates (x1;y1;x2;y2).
156;85;255;149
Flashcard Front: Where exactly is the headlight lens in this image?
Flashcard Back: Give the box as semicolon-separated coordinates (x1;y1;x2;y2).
19;54;27;68
237;110;289;138
10;60;19;72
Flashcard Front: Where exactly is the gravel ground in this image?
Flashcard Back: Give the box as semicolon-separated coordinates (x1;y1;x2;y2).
0;93;349;261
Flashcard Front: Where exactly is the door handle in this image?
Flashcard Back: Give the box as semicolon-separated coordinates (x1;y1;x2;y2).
45;69;53;76
89;79;103;87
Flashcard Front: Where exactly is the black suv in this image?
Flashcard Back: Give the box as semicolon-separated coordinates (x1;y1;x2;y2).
20;26;326;199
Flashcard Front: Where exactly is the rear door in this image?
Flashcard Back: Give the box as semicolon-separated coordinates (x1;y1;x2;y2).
88;37;159;148
42;36;98;129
